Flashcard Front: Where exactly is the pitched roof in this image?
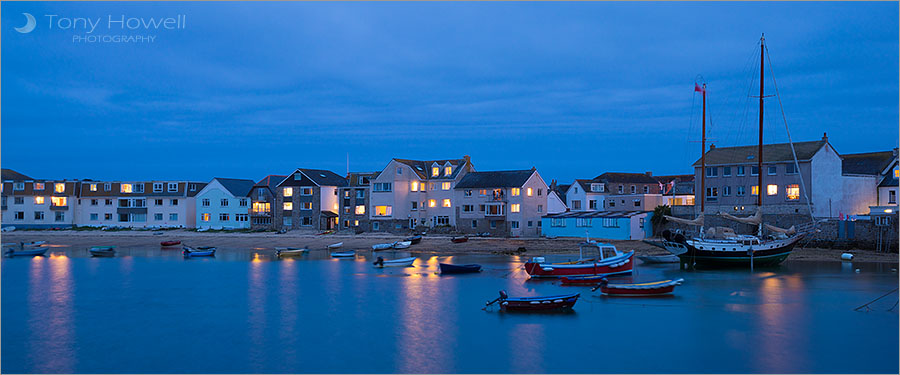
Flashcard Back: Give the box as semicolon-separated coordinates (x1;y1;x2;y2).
214;178;256;197
692;140;827;166
543;210;647;219
1;169;33;181
879;174;898;188
594;172;659;184
299;168;348;187
455;169;535;189
393;158;469;180
841;151;895;175
254;175;287;190
654;174;694;183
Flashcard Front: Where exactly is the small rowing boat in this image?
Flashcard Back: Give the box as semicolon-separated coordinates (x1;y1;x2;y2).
372;243;393;251
637;254;680;264
275;247;309;257
392;241;412;249
327;242;343;249
160;240;181;247
21;241;47;247
331;250;356;258
4;247;48;257
485;290;579;312
183;246;216;258
405;235;423;245
439;263;481;274
560;275;609;285
592;278;685;296
450;236;468;243
89;246;116;257
373;256;416;268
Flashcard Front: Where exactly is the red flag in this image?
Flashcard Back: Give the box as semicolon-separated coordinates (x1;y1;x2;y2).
694;83;706;93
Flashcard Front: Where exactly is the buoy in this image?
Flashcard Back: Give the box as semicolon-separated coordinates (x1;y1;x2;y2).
841;253;854;261
855;269;861;273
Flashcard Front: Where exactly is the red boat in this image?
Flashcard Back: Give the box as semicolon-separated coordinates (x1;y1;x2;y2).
485;290;579;311
593;278;684;296
524;242;634;278
160;240;181;247
451;236;468;243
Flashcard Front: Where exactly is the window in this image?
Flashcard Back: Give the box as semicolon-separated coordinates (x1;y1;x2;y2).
633;199;641;207
219;213;230;221
617;185;624;194
153;183;164;192
463;204;474;212
751;166;759;176
511;188;521;196
375;205;392;216
537;205;543;213
134;199;146;208
121;184;133;193
576;218;592;227
55;212;65;222
373;183;392;192
134;184;144;193
89;183;97;191
485;204;505;216
170;214;178;221
589;200;598;210
767;184;778;196
751;185;759;196
90;213;98;221
14;212;24;220
91;199;98;206
479;189;487;196
706;167;718;177
431;167;439;177
105;199;112;206
35;211;45;220
355;205;366;215
356;190;365;199
445;166;452;175
34;196;45;205
155;213;164;221
410;181;419;192
737;166;746;176
189;183;197;192
723;167;732;176
737;186;746;196
359;176;370;185
706;187;718;201
571;200;582;210
283;187;293;197
551;218;566;227
283;202;293;210
441;182;451;191
511;221;520;229
220;199;229;207
51;196;67;207
236;214;248;222
409;201;419;211
155;199;163;206
34;182;45;190
14;197;24;204
168;183;178;192
609;200;616;207
602;218;620;228
786;164;797;175
786;184;800;201
53;183;65;193
202;199;211;207
723;186;731;197
526;188;533;197
301;202;313;210
429;183;435;191
490;221;497;229
471;220;478;228
13;182;24;191
590;183;603;192
239;199;248;207
104;213;113;221
428;199;437;208
768;166;777;175
300;187;313;196
538;189;542;196
435;216;450;226
510;204;521;213
630;185;636;194
442;199;451;208
253;202;271;213
171;199;179;206
889;190;896;204
464;190;472;197
643;186;649;194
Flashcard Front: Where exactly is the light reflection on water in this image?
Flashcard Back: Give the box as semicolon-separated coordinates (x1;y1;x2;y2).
2;249;898;374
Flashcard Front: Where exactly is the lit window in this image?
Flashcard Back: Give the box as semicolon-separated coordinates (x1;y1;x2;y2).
355;205;365;215
431;167;439;177
444;166;452;175
54;183;65;193
375;205;392;216
34;183;45;190
300;202;313;210
202;213;210;222
511;188;520;196
354;220;359;226
441;182;451;190
51;196;67;207
333;203;338;211
90;183;97;191
442;199;451;208
283;187;293;197
283;202;293;211
511;204;521;213
121;184;133;193
526;188;533;197
34;196;45;205
410;181;419;192
429;199;437;208
751;186;759;196
300;187;313;196
895;168;899;178
253;202;271;213
786;184;800;201
767;184;778;196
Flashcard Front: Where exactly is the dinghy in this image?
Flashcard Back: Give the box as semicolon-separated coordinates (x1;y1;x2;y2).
372;243;393;251
485;290;579;312
327;242;343;249
4;247;48;257
392;241;412;249
439;263;481;274
560;275;610;285
183;246;216;258
21;241;47;247
331;250;356;258
373;256;417;268
637;254;680;264
275;247;309;257
89;246;116;257
592;278;684;296
160;240;181;247
450;236;468;243
405;235;423;245
524;241;634;278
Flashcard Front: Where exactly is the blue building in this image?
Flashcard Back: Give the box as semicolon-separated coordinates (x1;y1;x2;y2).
541;210;653;240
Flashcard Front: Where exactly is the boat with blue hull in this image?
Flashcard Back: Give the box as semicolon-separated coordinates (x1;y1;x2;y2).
439;263;481;274
183;246;216;258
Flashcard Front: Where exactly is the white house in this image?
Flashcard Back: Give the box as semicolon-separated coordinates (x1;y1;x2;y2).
195;178;256;230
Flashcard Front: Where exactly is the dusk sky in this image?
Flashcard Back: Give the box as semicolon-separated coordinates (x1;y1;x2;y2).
2;2;897;184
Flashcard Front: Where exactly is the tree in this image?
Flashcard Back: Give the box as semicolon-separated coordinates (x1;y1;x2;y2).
650;205;672;237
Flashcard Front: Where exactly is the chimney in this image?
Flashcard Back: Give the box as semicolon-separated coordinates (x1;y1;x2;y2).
709;144;716;151
463;155;471;165
822;132;828;142
645;171;652;176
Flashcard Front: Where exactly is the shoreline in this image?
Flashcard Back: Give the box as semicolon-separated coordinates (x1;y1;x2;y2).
2;230;897;263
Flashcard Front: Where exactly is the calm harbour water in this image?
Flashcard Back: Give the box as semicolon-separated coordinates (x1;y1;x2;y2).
2;245;898;374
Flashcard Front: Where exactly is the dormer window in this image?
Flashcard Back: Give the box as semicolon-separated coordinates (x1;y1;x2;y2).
431;166;439;177
294;173;302;180
54;183;65;193
444;166;452;176
34;183;45;190
121;184;133;193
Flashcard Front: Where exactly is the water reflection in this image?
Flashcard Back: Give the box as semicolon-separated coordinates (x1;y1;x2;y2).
754;273;808;372
277;259;298;369
509;323;545;373
247;255;266;372
30;255;75;373
396;259;454;373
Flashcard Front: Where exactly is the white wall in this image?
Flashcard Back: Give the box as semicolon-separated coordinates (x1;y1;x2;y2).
810;144;843;218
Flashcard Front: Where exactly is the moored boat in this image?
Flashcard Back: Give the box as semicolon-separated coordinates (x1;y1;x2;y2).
327;242;343;249
331;250;355;258
89;246;117;257
405;235;423;245
524;241;634;278
160;240;181;247
373;256;417;268
450;236;468;243
485;290;579;312
21;240;47;247
392;241;412;249
275;247;309;257
183;246;216;257
372;243;393;251
4;247;49;257
637;254;680;264
560;274;609;285
439;263;481;274
593;278;684;296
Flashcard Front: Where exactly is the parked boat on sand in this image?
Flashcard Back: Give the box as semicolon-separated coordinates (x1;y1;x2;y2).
89;246;117;257
372;243;393;251
392;241;412;249
275;247;309;257
327;242;343;249
485;290;579;312
405;235;423;245
451;236;468;243
160;240;181;247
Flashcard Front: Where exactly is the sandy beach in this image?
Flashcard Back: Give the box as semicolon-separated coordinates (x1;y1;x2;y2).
2;229;897;263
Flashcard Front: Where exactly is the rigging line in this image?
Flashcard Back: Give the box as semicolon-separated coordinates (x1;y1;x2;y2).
853;287;900;311
766;46;815;220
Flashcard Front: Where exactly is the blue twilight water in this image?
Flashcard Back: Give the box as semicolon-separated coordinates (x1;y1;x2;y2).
2;246;898;374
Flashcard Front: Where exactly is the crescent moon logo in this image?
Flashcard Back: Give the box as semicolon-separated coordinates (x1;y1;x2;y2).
15;13;36;34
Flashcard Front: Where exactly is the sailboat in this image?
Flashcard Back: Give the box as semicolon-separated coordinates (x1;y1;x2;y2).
662;35;808;268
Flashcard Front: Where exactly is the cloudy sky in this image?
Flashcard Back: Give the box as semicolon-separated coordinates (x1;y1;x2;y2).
2;2;897;183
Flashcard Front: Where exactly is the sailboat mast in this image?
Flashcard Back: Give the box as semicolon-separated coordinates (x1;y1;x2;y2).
701;83;707;213
758;34;765;208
